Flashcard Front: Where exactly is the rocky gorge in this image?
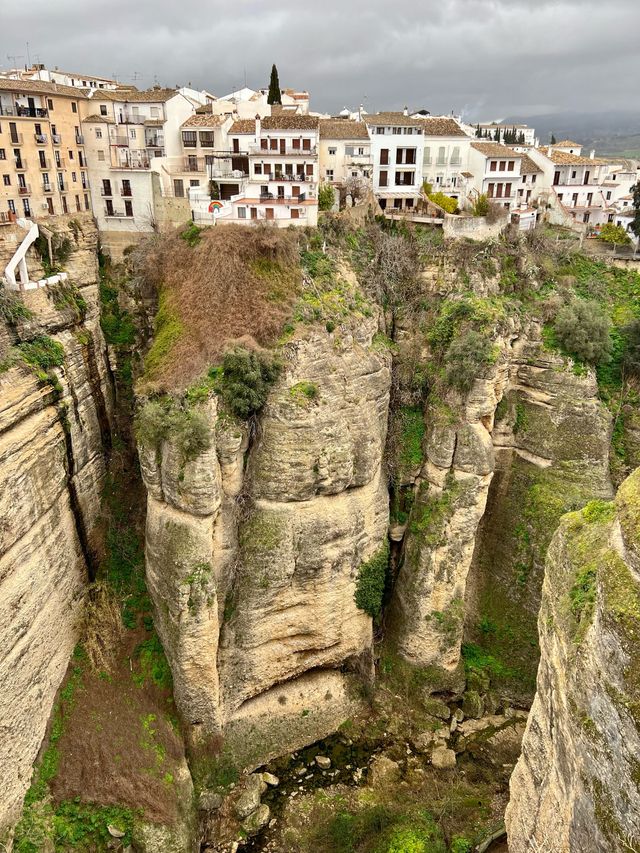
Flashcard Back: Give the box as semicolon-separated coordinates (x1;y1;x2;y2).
1;215;639;853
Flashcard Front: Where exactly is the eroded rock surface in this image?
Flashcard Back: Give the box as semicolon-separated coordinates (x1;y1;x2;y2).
506;467;640;852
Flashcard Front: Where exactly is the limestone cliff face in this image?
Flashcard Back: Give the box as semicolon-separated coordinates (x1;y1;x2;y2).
0;215;113;837
506;467;640;852
140;315;391;765
388;315;612;693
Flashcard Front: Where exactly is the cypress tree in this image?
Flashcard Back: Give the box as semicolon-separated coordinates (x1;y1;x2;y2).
551;133;557;144
267;64;281;105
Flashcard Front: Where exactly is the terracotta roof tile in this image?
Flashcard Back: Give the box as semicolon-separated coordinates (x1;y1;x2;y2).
262;114;319;130
365;112;422;127
319;119;369;139
0;78;86;98
90;87;177;103
470;142;521;158
181;113;225;128
83;113;115;123
553;140;581;148
418;116;467;137
538;146;607;166
519;153;543;174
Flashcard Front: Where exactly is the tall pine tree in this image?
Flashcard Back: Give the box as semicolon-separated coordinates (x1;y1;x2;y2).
267;64;281;105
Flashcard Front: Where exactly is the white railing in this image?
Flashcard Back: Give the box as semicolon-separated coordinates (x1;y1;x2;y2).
2;218;69;291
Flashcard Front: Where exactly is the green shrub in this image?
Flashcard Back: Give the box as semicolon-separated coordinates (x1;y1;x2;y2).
599;223;631;246
219;347;281;419
569;565;597;622
621;319;640;377
472;194;489;217
18;336;65;371
428;192;458;215
0;284;32;323
135;398;212;462
444;330;495;392
318;183;336;212
354;541;390;619
179;221;201;247
553;299;612;365
450;837;472;853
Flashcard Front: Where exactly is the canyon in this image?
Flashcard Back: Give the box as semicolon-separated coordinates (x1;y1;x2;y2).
0;216;639;852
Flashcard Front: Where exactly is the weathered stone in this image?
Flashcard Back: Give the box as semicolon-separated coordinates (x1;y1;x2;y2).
262;772;279;787
241;803;270;837
506;469;640;851
369;754;401;787
234;774;266;820
198;790;223;811
462;690;484;719
422;697;451;720
315;755;331;769
431;747;456;769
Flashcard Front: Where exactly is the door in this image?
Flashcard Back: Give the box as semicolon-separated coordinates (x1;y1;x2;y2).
232;138;240;153
265;208;274;220
584;171;590;185
380;149;389;165
250;207;257;219
277;186;285;199
291;208;300;219
292;186;300;197
553;171;560;186
279;139;285;154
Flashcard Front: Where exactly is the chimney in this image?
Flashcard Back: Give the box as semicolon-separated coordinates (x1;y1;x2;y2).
590;149;595;159
403;105;409;117
255;113;261;144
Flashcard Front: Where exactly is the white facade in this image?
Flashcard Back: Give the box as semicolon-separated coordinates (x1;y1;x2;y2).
467;143;523;210
318;120;372;186
419;117;472;200
464;122;537;147
365;113;425;210
527;145;609;226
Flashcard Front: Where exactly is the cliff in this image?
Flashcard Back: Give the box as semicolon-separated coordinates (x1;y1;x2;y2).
506;466;640;852
0;215;114;839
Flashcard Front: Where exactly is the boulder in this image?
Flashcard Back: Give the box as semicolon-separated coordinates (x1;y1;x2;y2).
431;747;456;769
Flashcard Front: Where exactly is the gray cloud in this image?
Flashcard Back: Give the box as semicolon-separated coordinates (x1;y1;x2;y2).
1;0;638;120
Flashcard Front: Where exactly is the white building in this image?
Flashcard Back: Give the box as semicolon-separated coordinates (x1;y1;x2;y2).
210;86;309;120
0;64;124;92
516;153;544;207
364;112;425;211
465;122;537;147
467;142;524;210
419;116;471;201
189;113;319;227
318;119;372;186
527;143;609;226
81;87;207;250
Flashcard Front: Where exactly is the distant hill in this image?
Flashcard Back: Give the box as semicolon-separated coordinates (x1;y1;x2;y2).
502;110;640;158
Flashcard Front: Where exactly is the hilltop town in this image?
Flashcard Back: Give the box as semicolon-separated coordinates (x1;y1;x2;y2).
0;62;638;266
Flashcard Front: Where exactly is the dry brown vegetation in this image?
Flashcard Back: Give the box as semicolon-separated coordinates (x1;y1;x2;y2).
132;224;302;391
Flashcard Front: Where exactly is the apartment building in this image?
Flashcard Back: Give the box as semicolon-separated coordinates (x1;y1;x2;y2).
516;153;543;206
81;87;207;245
1;64;124;93
166;113;238;200
318;119;372;186
420;116;470;201
189;113;319;226
0;79;89;224
528;143;608;225
210;86;309;120
364;112;425;210
467;142;524;210
467;122;537;146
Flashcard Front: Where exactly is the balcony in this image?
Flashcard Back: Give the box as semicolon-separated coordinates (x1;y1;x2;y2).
111;134;130;147
52;133;62;145
104;209;133;218
14;158;26;170
10;132;23;145
114;158;150;170
15;105;48;118
249;143;317;156
145;135;165;148
258;192;314;204
199;135;215;148
58;182;66;192
450;158;462;166
43;183;54;194
100;187;113;197
18;184;30;195
34;133;48;144
54;157;66;168
121;187;133;197
38;158;50;170
75;134;84;145
0;211;13;224
119;114;148;125
182;138;197;148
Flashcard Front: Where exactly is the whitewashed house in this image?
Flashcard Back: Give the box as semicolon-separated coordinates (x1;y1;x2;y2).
318;119;372;186
467;142;524;210
419;116;471;202
364;112;425;211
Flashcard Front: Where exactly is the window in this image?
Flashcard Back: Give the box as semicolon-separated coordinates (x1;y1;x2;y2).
47;197;54;214
0;150;5;160
606;191;612;200
270;138;278;151
490;161;497;172
375;127;385;135
487;182;494;198
302;138;311;151
238;207;247;219
68;150;74;160
291;208;300;220
328;147;337;155
84;193;90;210
130;128;136;139
507;161;514;171
2;175;9;186
326;169;334;181
182;131;197;147
522;175;527;183
47;99;53;111
305;164;313;176
124;199;133;217
532;174;536;184
380;148;389;165
55;151;61;167
499;161;506;171
189;179;199;187
437;146;446;165
62;196;68;213
254;164;262;175
23;199;32;216
105;199;114;216
97;150;105;161
351;171;358;177
39;151;46;167
100;104;108;116
121;179;131;196
572;193;578;207
505;182;512;197
583;212;590;223
571;171;577;179
71;102;77;113
392;127;401;135
72;172;77;182
557;193;563;201
586;193;593;206
75;195;81;212
103;179;112;196
173;179;184;198
379;170;388;187
151;107;159;118
8;199;16;213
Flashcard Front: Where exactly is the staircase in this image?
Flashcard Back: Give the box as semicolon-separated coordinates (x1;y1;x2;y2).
3;218;68;291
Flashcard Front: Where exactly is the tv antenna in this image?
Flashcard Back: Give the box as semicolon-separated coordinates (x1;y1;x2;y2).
7;54;25;70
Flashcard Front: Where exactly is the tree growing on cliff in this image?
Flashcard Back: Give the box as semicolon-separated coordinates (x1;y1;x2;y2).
267;64;281;105
630;181;640;240
553;299;612;365
318;183;335;211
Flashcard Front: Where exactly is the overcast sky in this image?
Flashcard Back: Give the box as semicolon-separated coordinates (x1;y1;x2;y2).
1;0;638;119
